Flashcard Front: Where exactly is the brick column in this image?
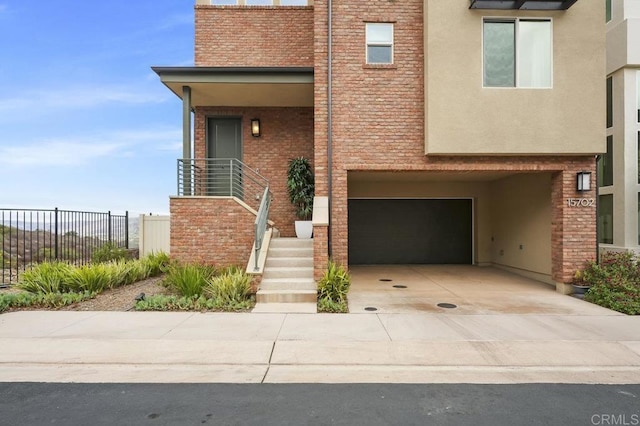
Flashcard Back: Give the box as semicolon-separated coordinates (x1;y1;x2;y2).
313;225;329;281
551;163;597;294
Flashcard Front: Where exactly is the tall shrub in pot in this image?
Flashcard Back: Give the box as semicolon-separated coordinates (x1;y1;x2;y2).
287;157;314;238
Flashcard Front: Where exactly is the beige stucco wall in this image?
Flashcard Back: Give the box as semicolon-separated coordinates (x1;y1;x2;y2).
489;173;552;279
348;177;493;265
425;0;605;155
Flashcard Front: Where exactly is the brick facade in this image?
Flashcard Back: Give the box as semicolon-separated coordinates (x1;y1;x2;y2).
195;6;314;67
170;197;256;267
193;107;314;238
314;0;598;285
168;1;599;288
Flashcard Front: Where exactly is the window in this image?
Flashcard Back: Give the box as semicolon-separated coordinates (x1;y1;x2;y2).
599;194;613;244
637;71;640;123
366;23;393;64
483;19;552;88
638;193;640;245
606;0;612;22
607;76;613;128
599;136;613;187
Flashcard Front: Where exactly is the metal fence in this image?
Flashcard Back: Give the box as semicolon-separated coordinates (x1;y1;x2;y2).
0;208;129;287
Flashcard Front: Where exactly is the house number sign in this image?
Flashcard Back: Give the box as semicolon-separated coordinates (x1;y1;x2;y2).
567;198;595;207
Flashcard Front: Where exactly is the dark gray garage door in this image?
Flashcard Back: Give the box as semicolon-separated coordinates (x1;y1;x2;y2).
348;199;473;264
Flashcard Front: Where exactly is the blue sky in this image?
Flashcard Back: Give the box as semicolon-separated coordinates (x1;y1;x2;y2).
0;1;193;215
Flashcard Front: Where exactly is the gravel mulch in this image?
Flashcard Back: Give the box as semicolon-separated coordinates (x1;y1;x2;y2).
61;276;168;311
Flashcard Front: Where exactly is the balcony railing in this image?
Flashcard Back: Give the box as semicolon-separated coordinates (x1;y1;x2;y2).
177;158;270;212
200;0;314;6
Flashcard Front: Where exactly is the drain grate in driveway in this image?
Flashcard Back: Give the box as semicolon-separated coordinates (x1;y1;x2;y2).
364;307;378;311
379;279;393;282
437;303;457;309
392;285;407;289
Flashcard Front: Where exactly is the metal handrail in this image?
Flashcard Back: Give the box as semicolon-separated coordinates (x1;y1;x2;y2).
177;158;270;212
254;187;272;271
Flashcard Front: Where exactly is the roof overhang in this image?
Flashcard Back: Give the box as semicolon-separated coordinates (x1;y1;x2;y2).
469;0;579;10
152;66;314;108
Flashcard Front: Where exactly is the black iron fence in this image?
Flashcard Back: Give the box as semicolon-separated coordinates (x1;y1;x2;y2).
1;208;129;287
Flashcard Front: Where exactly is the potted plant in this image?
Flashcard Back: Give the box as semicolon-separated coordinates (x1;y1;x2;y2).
571;269;591;298
287;157;314;238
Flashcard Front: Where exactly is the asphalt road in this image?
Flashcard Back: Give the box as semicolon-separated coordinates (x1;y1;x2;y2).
0;383;638;426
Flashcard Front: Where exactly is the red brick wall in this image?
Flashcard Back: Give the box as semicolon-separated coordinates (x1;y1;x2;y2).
193;107;314;237
551;164;598;284
170;197;256;267
313;225;329;281
195;6;314;67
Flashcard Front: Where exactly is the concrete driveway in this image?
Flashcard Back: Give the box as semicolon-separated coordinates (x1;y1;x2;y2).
347;265;618;315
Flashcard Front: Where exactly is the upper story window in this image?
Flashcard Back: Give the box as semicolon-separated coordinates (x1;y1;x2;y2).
607;76;613;128
599;135;614;187
637;71;640;123
366;23;394;64
483;19;552;88
606;0;612;22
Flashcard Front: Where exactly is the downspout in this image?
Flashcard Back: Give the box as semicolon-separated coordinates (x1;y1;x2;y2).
327;0;333;256
595;154;600;264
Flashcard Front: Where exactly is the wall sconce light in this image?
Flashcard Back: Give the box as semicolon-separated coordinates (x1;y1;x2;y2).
577;171;591;191
251;118;261;137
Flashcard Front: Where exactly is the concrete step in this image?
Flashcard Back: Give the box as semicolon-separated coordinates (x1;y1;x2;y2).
256;289;317;304
269;237;313;249
265;257;313;268
262;266;313;280
259;278;316;291
252;302;317;314
267;247;313;258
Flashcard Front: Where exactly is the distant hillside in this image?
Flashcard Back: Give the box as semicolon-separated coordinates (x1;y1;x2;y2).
3;217;139;248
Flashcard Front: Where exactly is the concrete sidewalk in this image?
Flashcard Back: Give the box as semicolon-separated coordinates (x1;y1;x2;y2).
1;311;640;384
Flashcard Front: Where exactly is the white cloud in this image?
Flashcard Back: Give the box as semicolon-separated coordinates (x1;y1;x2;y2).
0;85;170;114
0;140;123;167
0;128;181;167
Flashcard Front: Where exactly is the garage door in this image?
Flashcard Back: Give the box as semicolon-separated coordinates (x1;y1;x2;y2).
348;199;473;264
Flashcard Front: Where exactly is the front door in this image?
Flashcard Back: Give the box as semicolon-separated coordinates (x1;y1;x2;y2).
206;118;242;197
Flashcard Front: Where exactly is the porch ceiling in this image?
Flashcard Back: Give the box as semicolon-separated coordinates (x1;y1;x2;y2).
152;66;314;108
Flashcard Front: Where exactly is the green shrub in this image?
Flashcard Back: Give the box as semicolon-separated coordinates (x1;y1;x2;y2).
134;294;254;312
92;242;130;263
142;252;171;277
67;264;112;293
318;260;351;303
203;267;252;309
17;262;75;294
0;291;96;313
581;252;640;315
163;263;216;297
317;297;348;313
317;260;351;313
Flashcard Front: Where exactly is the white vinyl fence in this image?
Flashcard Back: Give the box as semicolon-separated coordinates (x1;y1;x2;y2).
139;214;170;256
